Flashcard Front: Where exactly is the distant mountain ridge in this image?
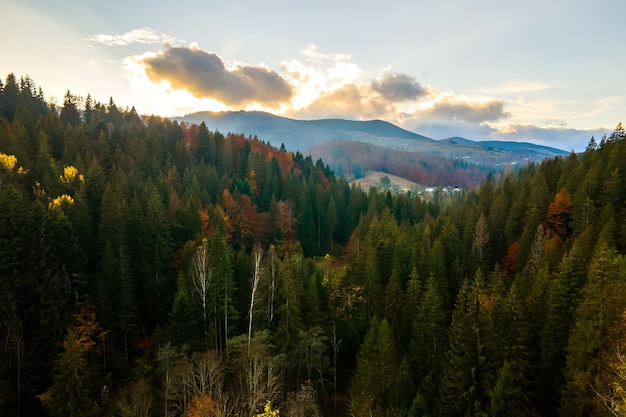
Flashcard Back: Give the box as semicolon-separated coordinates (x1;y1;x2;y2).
178;110;432;148
177;110;568;167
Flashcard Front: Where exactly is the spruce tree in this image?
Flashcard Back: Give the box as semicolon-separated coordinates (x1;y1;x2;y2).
560;240;626;417
350;317;398;417
438;272;491;417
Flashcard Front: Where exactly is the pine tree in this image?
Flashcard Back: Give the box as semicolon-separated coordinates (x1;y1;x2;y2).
383;266;404;340
560;240;626;417
438;272;491;417
409;273;447;395
275;247;305;355
536;244;584;415
350;318;398;417
489;361;526;417
40;328;91;417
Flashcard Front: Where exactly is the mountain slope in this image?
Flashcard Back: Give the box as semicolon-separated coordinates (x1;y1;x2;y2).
178;111;433;150
177;111;569;167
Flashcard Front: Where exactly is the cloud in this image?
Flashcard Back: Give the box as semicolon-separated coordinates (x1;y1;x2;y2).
293;83;387;120
410;120;607;152
300;44;351;62
140;46;294;107
416;95;510;124
491;123;608;151
371;72;428;102
88;28;178;46
126;41;514;130
481;81;553;95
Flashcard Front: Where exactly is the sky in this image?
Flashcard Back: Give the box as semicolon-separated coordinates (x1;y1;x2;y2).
2;0;625;151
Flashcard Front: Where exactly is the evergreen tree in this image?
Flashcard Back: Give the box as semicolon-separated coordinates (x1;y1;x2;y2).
350;318;398;417
410;273;448;399
383;266;404;340
40;328;91;417
489;361;526;417
275;248;305;355
560;240;626;417
536;243;585;415
438;272;491;417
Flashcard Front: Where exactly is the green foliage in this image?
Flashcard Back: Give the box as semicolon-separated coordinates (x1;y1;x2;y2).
4;74;626;417
438;272;491;417
350;317;400;417
39;327;91;417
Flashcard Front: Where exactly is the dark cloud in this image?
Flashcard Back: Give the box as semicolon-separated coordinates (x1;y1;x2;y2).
423;97;510;123
371;73;427;102
141;46;293;106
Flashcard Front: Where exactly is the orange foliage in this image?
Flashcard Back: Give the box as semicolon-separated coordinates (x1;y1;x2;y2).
247;136;294;177
180;123;198;153
276;200;296;242
221;189;239;243
199;208;210;235
185;394;218;417
219;189;269;246
174;240;198;276
248;168;259;197
544;189;573;242
73;306;106;354
501;241;520;277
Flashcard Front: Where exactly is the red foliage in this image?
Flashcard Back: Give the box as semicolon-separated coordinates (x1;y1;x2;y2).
180;123;198;153
501;241;520;277
307;140;488;187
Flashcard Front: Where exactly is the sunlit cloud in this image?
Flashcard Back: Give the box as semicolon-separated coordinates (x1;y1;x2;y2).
88;28;179;46
413;94;510;124
119;38;524;135
481;81;553;95
294;83;388;120
124;53;227;116
138;45;293;108
281;59;327;109
300;44;351;63
327;61;362;85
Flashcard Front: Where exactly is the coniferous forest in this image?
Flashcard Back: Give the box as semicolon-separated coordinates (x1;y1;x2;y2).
1;73;626;417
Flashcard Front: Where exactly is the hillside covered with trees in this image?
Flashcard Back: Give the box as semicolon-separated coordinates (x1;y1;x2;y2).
306;139;490;188
1;73;626;417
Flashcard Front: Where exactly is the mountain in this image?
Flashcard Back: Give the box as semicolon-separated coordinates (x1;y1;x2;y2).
177;110;569;167
177;110;432;150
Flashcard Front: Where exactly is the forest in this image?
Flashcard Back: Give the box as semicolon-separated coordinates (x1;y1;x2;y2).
1;72;626;417
306;139;490;188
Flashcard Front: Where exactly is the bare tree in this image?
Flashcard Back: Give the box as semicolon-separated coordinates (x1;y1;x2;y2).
115;380;154;417
166;351;232;417
266;245;278;327
473;213;490;264
229;332;282;416
192;241;212;339
284;381;323;417
248;244;263;347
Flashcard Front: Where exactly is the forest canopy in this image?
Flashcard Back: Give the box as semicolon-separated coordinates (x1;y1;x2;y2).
1;73;626;417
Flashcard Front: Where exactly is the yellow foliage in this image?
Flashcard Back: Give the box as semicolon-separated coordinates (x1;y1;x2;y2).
49;194;74;209
257;401;280;417
0;152;27;174
60;165;84;184
0;152;17;170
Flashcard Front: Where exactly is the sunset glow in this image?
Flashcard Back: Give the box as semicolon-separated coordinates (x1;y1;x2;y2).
2;0;624;150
